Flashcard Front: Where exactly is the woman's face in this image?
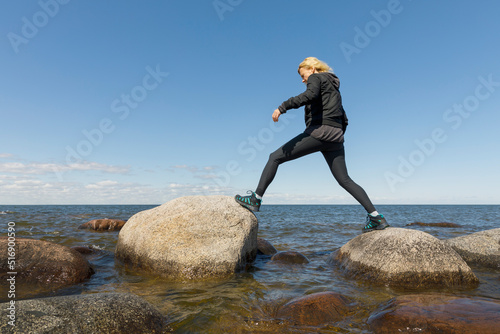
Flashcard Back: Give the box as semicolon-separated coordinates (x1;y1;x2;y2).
299;67;316;84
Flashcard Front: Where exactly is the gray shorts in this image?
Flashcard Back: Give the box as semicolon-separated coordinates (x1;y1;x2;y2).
305;125;344;142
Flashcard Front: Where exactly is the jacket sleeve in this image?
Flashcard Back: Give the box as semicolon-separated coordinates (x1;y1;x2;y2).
278;74;321;114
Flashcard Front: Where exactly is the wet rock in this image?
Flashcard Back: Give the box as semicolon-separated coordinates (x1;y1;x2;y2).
0;237;94;296
115;196;258;279
406;222;462;228
443;228;500;268
71;246;94;254
276;291;350;326
257;237;277;255
0;292;169;333
78;219;126;231
328;228;478;288
368;294;500;334
271;251;309;264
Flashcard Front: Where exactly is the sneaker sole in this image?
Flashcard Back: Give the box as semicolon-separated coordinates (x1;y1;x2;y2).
234;198;260;212
362;222;390;233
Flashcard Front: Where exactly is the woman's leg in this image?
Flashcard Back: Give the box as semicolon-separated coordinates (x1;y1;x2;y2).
321;147;377;213
255;133;324;196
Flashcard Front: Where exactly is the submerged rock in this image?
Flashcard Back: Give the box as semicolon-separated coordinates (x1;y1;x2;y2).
271;251;309;264
257;237;278;255
328;228;478;288
444;228;500;268
0;237;94;297
276;291;350;326
71;246;95;254
406;221;463;228
368;294;500;334
78;219;127;231
115;195;258;279
0;292;169;333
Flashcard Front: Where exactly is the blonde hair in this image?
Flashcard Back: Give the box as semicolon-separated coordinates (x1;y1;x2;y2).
298;57;333;73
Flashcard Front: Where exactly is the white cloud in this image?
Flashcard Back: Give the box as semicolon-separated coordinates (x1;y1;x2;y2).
0;156;137;204
0;153;14;158
85;180;119;189
0;179;157;204
0;157;237;204
0;175;19;180
2;179;50;191
168;164;221;180
166;182;233;198
0;160;129;175
0;175;238;204
171;165;198;172
195;174;218;180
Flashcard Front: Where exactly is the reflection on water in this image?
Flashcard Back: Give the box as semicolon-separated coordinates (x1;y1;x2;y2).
1;204;499;333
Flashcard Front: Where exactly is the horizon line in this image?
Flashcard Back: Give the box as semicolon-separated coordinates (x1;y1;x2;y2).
1;203;499;206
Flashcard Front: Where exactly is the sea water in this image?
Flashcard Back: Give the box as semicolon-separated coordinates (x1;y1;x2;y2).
1;204;499;333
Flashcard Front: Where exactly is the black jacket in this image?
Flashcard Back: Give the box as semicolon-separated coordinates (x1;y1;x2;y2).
278;72;348;130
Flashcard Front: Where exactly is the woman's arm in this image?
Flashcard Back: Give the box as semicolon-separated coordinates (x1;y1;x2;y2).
277;74;321;114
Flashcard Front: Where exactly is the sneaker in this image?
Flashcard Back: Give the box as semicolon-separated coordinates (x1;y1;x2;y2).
362;214;389;233
235;191;262;212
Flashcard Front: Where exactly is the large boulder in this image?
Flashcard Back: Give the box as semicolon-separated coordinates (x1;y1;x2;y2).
0;237;94;299
276;291;350;326
443;228;500;268
0;293;169;333
328;228;478;288
115;195;259;279
368;294;500;334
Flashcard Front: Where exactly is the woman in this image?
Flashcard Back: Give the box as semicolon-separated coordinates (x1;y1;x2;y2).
235;57;388;233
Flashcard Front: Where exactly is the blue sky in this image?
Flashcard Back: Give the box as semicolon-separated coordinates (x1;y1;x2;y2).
1;0;499;205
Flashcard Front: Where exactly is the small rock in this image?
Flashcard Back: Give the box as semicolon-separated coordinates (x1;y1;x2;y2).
116;196;258;279
406;222;462;228
328;228;478;288
444;228;500;268
257;237;277;255
276;291;350;326
78;219;127;231
368;294;500;334
271;251;309;264
71;246;94;254
0;292;169;333
0;237;94;298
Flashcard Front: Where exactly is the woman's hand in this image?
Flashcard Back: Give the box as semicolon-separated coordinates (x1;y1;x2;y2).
272;109;281;122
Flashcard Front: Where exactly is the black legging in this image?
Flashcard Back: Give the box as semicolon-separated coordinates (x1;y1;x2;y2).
255;132;376;213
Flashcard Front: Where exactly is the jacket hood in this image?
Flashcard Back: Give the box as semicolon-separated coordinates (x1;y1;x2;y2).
323;72;340;90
